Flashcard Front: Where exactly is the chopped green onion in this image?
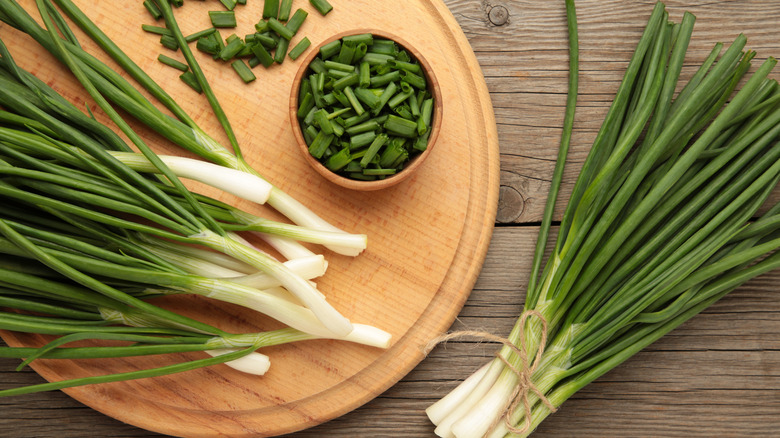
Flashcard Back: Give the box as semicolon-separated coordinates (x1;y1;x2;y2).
278;0;293;21
313;108;334;134
343;33;373;46
388;82;414;108
324;147;351;171
267;17;294;40
274;38;290;63
337;42;356;64
141;24;171;36
220;0;238;10
362;168;396;176
383;114;417;138
345;120;378;135
254;19;269;33
362;53;393;65
374;81;397;114
288;37;311;60
400;70;426;89
157;54;189;72
255;32;278;49
319;39;341;59
185;28;217;43
324;60;355;72
418;98;432;135
179;71;202;93
143;0;162;20
369;70;400;88
370;39;396;55
308;130;334;158
208;10;236;28
349;131;376;149
358;61;370;87
332;72;359;90
286;8;308;33
297;93;314;118
196;34;221;55
230;59;255;83
343;111;371;128
263;0;279;18
359;133;388;167
219;35;245;61
250;42;275;68
159;34;179;50
387;58;422;74
343;86;365;115
309;0;333;16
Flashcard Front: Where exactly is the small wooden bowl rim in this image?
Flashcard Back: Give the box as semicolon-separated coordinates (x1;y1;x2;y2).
289;29;443;191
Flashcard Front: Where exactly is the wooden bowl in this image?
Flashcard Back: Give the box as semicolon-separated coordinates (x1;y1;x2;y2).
290;29;442;191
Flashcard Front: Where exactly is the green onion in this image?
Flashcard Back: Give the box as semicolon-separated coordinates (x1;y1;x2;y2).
230;59;255;83
263;0;279;19
427;3;780;437
184;27;216;43
383;114;417;138
208;10;236;28
360;133;388;167
196;33;221;55
143;0;162;20
324;147;351;171
268;17;294;40
286;8;308;33
219;35;245;61
141;24;171;36
343;33;373;46
309;0;333;16
278;0;293;21
274;38;290;63
288;37;310;60
319;39;341;59
250;42;275;68
220;0;238;11
179;71;201;93
157;54;188;72
159;34;179;50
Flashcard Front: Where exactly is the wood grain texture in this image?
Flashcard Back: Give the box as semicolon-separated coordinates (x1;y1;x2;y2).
3;0;780;437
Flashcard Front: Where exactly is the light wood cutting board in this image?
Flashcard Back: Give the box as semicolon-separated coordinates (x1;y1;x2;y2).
0;0;499;436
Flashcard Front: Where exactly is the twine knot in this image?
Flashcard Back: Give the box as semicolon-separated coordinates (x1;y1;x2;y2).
423;310;557;437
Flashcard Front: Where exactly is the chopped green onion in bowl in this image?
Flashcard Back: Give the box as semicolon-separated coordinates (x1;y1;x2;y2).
290;30;441;191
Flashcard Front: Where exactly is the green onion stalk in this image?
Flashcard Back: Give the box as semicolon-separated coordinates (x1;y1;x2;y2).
427;2;780;437
0;0;365;257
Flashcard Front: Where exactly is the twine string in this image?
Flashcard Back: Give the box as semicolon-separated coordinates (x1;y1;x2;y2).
423;310;557;437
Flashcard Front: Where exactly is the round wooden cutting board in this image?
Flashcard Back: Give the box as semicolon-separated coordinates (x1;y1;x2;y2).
0;1;499;436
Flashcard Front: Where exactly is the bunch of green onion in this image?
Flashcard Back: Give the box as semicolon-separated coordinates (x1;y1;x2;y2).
427;2;780;436
0;0;389;395
0;0;362;256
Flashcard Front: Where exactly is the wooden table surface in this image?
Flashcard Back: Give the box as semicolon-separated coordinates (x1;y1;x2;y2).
2;0;780;436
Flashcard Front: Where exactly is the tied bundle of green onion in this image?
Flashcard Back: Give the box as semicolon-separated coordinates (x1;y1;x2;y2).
427;2;780;437
0;0;390;395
